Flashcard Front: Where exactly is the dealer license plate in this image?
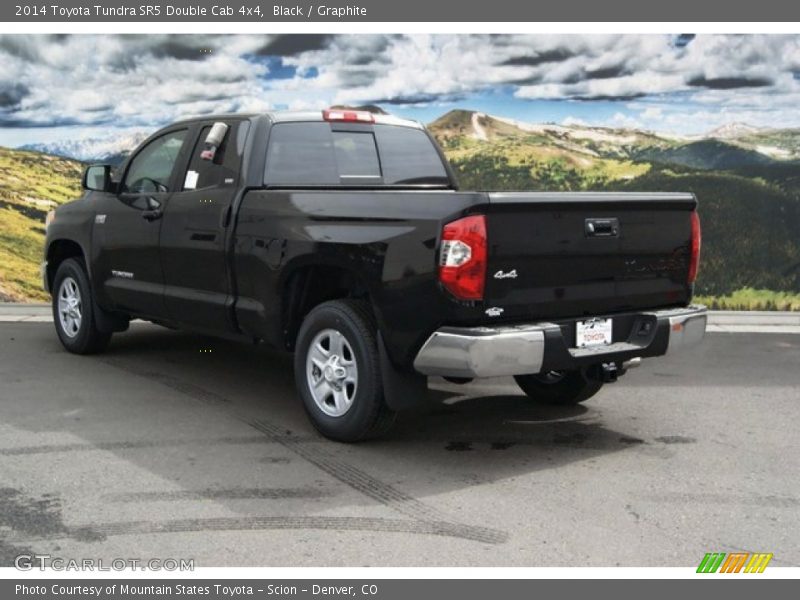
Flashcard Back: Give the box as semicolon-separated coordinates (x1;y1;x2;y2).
576;318;613;348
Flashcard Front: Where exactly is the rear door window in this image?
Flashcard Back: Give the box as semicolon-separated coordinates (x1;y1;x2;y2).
182;120;250;190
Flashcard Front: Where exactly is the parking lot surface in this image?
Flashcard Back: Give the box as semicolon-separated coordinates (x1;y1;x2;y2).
1;322;798;567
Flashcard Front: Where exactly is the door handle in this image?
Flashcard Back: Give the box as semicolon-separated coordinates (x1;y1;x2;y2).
142;195;162;221
585;217;619;238
142;208;163;222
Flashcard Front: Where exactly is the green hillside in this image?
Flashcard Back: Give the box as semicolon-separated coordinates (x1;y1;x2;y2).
600;167;800;296
0;148;83;301
634;139;779;170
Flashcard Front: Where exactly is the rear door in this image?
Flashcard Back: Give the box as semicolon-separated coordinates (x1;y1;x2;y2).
482;192;697;321
159;119;250;331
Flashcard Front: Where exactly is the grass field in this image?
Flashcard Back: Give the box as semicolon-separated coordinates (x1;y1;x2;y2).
695;288;800;311
0;148;83;301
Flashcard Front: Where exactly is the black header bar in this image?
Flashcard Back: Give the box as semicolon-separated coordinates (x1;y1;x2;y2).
2;0;799;22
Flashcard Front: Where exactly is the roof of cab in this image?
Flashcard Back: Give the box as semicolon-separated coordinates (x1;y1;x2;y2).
169;110;424;130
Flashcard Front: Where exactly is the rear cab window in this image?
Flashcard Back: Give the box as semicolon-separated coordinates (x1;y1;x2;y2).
264;121;450;187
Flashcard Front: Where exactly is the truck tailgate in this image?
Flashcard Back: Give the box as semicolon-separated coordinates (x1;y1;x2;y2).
482;192;697;320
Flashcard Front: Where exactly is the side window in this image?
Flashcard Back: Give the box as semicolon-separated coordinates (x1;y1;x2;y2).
122;130;187;194
182;121;250;191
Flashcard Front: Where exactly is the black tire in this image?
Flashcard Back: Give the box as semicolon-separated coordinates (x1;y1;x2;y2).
51;258;111;355
514;369;603;406
294;299;396;442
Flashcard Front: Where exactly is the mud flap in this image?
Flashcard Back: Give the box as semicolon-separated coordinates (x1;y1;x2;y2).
93;298;130;334
378;332;429;411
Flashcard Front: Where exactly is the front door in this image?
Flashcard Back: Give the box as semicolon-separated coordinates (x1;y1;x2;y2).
93;128;189;318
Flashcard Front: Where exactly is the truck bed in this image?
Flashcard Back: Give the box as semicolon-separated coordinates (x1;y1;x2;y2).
233;188;698;369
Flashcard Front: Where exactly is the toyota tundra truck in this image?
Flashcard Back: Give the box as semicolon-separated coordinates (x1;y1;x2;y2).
43;109;707;441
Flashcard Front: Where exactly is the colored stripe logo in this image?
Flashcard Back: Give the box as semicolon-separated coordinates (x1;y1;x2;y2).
697;552;773;573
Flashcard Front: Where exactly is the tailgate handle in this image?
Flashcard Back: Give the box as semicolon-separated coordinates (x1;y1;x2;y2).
585;218;619;238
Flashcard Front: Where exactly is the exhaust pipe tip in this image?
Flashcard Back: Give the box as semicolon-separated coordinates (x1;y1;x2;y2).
622;357;642;371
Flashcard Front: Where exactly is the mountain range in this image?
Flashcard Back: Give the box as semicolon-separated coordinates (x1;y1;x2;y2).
1;108;800;303
428;110;800;169
20;130;150;164
15;110;800;167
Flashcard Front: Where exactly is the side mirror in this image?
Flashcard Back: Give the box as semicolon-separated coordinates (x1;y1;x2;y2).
82;164;112;192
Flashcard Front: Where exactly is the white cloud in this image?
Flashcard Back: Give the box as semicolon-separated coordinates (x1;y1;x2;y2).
562;116;588;127
641;107;663;120
610;112;645;130
3;34;800;136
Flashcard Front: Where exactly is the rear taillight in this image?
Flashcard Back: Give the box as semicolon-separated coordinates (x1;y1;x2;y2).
688;211;701;284
322;109;375;123
438;215;487;301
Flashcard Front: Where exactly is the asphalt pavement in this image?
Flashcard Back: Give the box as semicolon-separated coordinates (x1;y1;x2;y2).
0;318;798;567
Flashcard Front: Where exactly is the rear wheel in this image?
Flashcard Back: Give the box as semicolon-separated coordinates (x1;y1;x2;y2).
514;369;602;405
294;299;396;442
52;258;111;354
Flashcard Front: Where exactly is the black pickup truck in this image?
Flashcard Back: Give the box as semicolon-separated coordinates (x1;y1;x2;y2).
43;109;707;441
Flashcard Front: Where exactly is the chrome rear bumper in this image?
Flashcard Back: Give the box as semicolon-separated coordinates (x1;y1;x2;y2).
413;305;707;379
659;306;708;354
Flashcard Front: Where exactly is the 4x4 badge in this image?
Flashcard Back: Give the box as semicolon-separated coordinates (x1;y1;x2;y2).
494;269;518;279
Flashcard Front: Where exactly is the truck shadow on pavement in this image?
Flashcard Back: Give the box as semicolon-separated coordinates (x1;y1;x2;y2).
103;324;648;452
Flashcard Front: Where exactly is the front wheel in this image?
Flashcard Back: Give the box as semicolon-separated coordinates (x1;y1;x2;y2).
294;299;395;442
514;369;603;406
51;258;111;354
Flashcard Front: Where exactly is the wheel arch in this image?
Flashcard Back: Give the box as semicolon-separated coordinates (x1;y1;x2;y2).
279;261;428;412
279;262;377;352
46;238;87;291
46;239;128;334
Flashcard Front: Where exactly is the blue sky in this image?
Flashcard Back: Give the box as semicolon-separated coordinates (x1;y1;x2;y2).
3;34;800;148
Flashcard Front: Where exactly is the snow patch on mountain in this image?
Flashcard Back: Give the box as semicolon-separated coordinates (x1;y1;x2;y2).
706;122;765;140
754;144;792;159
493;114;641;145
471;112;488;141
19;130;151;162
